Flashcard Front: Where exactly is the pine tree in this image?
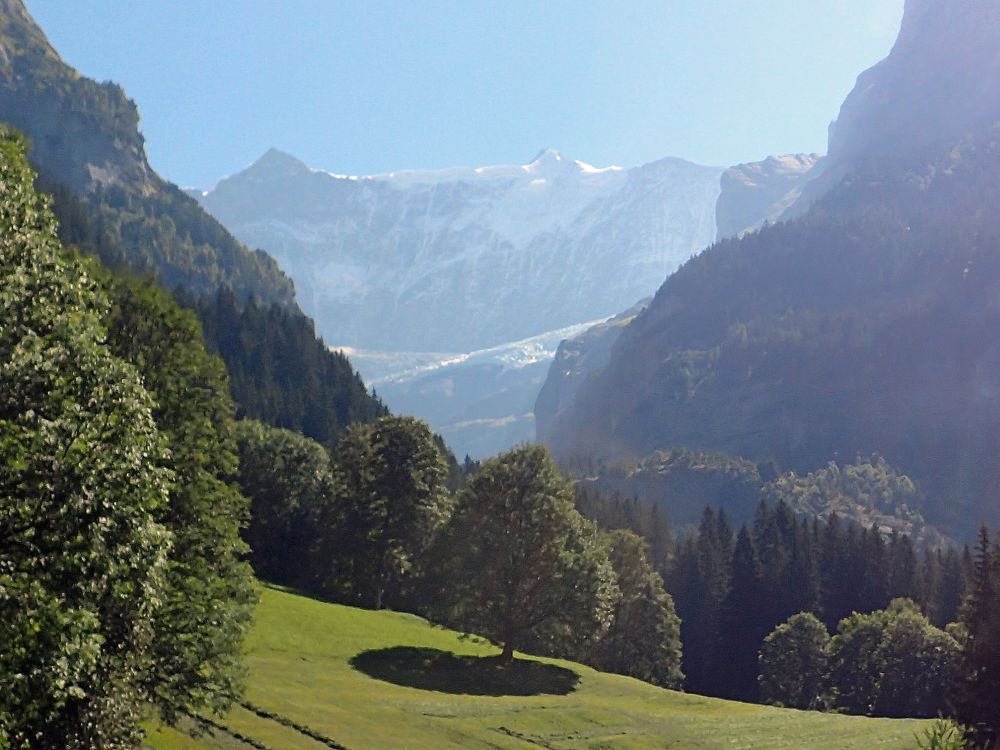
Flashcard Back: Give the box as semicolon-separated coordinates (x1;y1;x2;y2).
955;527;1000;748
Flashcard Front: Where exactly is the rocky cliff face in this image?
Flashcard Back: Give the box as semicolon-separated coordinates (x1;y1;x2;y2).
196;148;723;352
0;0;295;305
715;154;822;240
787;0;1000;218
0;0;154;195
534;299;649;447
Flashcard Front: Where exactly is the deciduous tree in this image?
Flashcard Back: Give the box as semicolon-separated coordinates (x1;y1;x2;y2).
432;444;617;663
0;131;170;749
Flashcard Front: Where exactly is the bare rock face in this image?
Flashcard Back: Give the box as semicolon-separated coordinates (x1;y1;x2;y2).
715;154;822;240
0;0;155;195
787;0;1000;218
196;149;723;353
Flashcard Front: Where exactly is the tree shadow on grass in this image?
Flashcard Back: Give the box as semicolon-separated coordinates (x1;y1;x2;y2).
349;647;580;696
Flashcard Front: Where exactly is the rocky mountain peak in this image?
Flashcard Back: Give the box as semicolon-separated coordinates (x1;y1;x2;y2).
244;147;312;179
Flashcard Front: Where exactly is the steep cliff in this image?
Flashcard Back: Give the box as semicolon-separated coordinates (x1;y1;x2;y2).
0;0;294;304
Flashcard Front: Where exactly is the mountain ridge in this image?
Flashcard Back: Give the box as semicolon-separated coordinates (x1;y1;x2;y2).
195;147;723;352
541;0;1000;539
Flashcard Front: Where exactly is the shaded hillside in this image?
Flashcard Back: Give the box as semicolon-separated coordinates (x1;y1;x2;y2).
548;131;1000;538
545;0;1000;539
0;0;293;304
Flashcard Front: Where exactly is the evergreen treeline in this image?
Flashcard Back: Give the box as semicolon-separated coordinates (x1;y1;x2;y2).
955;527;1000;748
189;288;388;451
667;502;967;702
575;489;969;704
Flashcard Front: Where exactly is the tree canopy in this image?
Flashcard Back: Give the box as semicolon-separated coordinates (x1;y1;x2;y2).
332;416;450;610
432;444;617;663
0;130;170;749
100;273;256;723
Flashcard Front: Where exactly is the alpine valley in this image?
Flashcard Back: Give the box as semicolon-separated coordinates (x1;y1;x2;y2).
194;145;817;456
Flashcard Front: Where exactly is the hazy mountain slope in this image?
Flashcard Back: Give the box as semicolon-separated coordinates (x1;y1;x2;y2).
0;0;294;304
347;319;602;459
543;0;1000;539
786;0;1000;219
535;300;649;447
196;148;723;352
716;154;822;240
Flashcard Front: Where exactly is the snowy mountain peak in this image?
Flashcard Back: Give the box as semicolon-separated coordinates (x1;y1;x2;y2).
528;147;564;165
196;150;724;351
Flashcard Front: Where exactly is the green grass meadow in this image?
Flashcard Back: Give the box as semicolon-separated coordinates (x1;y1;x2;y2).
144;586;930;750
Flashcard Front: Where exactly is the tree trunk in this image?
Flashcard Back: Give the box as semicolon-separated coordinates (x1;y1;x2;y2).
500;640;514;664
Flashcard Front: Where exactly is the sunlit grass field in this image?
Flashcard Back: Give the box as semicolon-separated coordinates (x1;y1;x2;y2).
143;586;929;750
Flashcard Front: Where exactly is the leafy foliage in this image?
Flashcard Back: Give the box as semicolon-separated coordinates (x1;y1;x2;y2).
916;720;969;750
0;130;170;749
759;601;959;720
99;273;256;723
758;612;830;710
234;419;339;592
331;416;450;610
430;445;617;662
588;530;683;688
826;599;959;718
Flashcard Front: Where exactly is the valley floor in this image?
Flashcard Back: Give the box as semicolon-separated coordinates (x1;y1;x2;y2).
144;586;928;750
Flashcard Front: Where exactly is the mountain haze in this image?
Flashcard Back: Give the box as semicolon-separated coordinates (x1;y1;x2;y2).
542;0;1000;538
196;148;723;353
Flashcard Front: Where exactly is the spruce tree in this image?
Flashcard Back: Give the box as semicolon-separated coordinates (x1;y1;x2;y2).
955;527;1000;748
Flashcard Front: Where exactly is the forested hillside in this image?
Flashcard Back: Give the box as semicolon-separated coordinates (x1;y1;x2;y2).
0;0;387;449
545;0;1000;540
0;0;294;304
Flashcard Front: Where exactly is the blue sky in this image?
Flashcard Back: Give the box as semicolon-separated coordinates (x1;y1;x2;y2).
27;0;903;187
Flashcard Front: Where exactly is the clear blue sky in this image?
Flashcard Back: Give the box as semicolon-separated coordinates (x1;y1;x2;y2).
27;0;903;188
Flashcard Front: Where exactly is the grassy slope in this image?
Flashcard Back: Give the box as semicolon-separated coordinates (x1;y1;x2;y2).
144;587;928;750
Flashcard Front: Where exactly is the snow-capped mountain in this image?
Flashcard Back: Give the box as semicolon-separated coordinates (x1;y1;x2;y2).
195;148;723;353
